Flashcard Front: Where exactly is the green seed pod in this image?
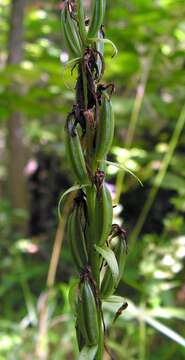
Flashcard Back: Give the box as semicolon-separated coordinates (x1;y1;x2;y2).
94;92;114;162
76;321;85;351
77;280;99;346
77;0;87;46
61;7;82;58
94;184;113;246
65;125;89;184
88;0;106;39
67;205;88;271
101;238;126;298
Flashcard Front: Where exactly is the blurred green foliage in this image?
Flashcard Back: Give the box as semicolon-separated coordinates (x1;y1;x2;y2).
0;0;185;359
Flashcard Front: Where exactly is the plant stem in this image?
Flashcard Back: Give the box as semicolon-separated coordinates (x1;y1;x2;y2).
96;312;104;360
47;193;72;287
139;302;146;360
115;56;152;204
129;103;185;249
36;193;73;359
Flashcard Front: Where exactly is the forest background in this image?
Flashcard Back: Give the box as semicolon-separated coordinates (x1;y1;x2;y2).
0;0;185;359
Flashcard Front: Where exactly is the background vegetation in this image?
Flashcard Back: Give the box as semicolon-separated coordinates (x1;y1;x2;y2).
0;0;185;359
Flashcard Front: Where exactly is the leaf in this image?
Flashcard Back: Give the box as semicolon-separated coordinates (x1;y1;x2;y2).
144;315;185;348
156;172;185;192
89;38;118;57
104;298;185;348
94;245;119;283
117;300;185;347
64;57;81;68
63;56;81;90
147;307;185;321
98;159;143;186
103;295;127;304
79;345;98;360
58;184;90;219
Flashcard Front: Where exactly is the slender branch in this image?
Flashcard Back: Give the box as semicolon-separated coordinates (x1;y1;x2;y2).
139;302;146;360
35;192;73;359
115;56;152;204
129;103;185;249
47;192;73;288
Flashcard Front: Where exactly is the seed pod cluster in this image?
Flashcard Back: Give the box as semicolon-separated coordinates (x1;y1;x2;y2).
62;1;127;357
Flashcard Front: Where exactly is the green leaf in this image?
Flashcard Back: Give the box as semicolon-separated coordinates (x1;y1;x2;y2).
94;245;119;283
103;295;126;304
89;38;118;57
79;345;98;360
144;315;185;348
157;172;185;192
147;307;185;321
64;57;81;68
104;298;185;347
98;159;143;186
58;184;90;219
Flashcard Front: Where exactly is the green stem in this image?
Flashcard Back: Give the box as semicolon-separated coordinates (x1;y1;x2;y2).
139;302;146;360
96;313;104;360
77;0;87;46
115;56;152;204
129;103;185;249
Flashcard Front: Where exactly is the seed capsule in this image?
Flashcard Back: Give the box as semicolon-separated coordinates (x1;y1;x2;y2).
101;237;126;298
75;321;85;351
65;122;89;184
77;280;99;346
61;6;82;58
94;184;113;246
77;0;87;46
67;204;88;272
94;92;114;162
88;0;106;39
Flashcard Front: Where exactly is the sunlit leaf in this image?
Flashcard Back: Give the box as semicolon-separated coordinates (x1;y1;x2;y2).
79;345;98;360
144;315;185;348
99;159;143;186
94;245;119;283
58;184;90;219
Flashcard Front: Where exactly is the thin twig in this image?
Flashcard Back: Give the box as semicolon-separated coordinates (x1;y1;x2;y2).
35;192;74;359
129;103;185;249
115;56;153;204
